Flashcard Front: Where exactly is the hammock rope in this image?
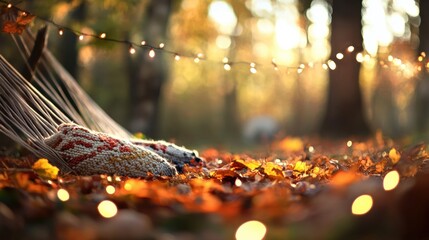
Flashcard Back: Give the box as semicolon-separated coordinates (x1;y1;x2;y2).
0;30;201;176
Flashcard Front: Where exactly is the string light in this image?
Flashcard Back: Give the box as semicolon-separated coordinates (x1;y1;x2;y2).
322;63;328;70
224;63;231;71
347;140;353;147
250;62;257;74
149;49;156;58
129;46;136;54
327;60;337;70
1;2;427;76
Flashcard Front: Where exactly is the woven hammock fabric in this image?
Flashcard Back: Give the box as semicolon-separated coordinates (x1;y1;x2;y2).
44;123;177;177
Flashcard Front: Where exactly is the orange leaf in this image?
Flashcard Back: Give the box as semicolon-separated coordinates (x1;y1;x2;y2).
1;7;35;34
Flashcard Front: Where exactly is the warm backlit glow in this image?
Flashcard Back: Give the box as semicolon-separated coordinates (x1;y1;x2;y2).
106;185;116;194
159;43;165;48
336;53;344;60
7;3;12;8
250;67;257;74
57;189;70;202
194;57;200;63
208;0;237;35
129;47;136;54
141;40;146;46
235;220;267;240
124;181;132;191
149;49;156;58
98;200;118;218
347;46;355;52
308;146;315;153
347;140;353;147
78;35;84;41
174;54;181;61
100;33;106;38
351;194;373;215
383;170;400;191
58;29;64;36
107;176;112;182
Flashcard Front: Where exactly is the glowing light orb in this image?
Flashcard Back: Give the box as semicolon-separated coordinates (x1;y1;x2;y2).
347;140;353;147
383;170;400;191
149;49;156;58
351;194;373;215
235;220;267;240
98;200;118;218
57;189;70;202
106;185;116;195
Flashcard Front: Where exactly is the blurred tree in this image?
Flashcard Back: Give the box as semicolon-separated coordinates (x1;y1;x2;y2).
416;0;429;133
57;0;87;79
128;0;172;137
320;0;371;137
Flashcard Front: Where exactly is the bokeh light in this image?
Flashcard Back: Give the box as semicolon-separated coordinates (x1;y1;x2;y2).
57;189;70;202
235;220;267;240
351;194;373;215
383;170;400;191
98;200;118;218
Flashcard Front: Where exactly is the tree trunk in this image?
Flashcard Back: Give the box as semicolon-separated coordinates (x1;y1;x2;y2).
128;0;172;138
57;0;86;79
320;0;371;137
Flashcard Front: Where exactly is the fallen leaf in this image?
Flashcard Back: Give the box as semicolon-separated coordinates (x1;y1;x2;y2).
293;161;311;173
389;148;401;165
231;158;261;171
32;158;59;180
262;162;284;179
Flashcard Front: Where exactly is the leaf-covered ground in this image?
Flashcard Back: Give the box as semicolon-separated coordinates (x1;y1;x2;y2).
1;135;429;240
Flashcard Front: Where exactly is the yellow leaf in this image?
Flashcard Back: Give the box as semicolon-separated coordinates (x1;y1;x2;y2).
262;162;284;179
310;166;320;178
389;148;401;164
32;158;59;180
293;161;311;173
232;159;262;171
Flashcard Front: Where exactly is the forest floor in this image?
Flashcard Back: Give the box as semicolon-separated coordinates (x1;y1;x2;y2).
0;134;429;240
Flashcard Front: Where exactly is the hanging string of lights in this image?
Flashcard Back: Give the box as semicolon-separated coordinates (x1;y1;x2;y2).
1;1;428;76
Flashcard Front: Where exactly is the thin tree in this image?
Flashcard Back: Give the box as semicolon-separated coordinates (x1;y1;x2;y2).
416;0;429;133
320;0;371;137
128;0;172;138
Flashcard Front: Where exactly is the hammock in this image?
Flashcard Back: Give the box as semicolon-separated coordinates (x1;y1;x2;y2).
0;30;201;177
